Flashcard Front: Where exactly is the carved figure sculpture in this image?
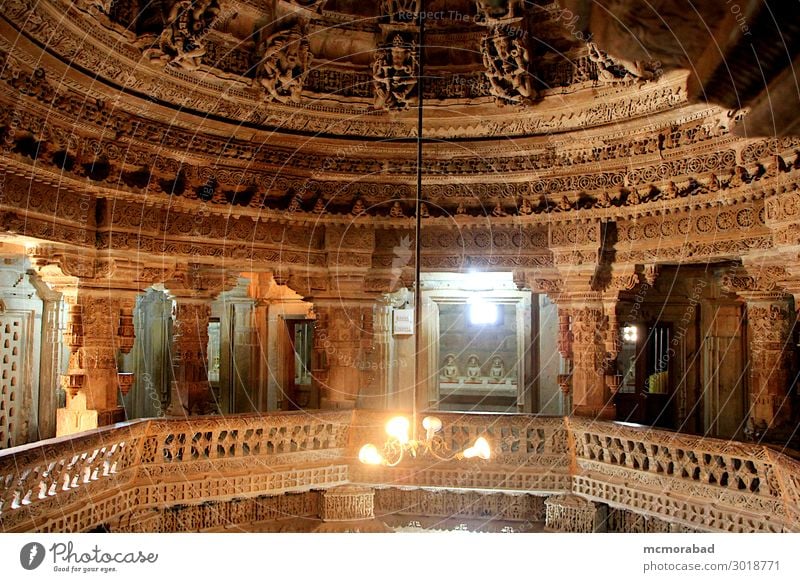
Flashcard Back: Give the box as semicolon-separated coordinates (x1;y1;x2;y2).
390;201;405;217
255;23;312;104
351;199;366;215
489;356;505;379
441;354;459;379
587;41;658;83
596;191;613;208
286;195;302;212
481;27;534;105
144;0;222;71
373;35;418;111
492;201;507;216
466;355;481;379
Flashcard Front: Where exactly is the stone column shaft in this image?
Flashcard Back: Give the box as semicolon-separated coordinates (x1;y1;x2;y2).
59;289;138;435
168;299;212;415
313;301;376;409
569;305;615;419
745;298;793;429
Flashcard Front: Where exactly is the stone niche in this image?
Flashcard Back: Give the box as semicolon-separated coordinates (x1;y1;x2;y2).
419;272;533;413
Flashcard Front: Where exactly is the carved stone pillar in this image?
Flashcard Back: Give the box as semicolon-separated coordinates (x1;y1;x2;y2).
721;266;795;432
165;267;236;416
168;299;212;415
367;299;394;410
569;304;615;419
745;297;793;429
27;271;62;441
58;288;139;435
313;300;377;409
28;248;176;435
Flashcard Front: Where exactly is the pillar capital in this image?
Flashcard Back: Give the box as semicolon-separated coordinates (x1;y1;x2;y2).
28;245;176;294
164;265;239;301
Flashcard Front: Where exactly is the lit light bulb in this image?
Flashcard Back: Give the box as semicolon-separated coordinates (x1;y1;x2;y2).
358;444;384;465
385;416;410;444
463;437;491;460
422;416;442;440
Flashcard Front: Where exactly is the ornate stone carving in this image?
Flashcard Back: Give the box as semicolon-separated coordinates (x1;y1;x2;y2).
169;301;213;415
255;23;312;104
746;301;793;431
474;0;524;22
381;0;419;22
142;0;223;71
720;266;787;294
74;0;113;17
319;485;375;521
481;27;534;105
2;412;798;533
545;494;600;532
373;34;418;111
586;42;660;83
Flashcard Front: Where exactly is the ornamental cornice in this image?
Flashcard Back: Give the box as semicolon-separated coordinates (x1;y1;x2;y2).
2;154;798;232
1;0;694;140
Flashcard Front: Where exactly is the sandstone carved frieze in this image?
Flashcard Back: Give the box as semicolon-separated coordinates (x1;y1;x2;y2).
1;0;697;139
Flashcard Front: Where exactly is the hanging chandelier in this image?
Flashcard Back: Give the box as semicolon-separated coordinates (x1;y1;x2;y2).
358;416;491;466
358;3;492;467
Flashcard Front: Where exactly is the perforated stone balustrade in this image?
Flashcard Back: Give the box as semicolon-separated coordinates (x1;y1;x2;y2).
1;410;798;532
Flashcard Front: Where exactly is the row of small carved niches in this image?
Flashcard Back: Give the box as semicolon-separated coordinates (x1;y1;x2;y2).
109;487;550;533
544;494;700;533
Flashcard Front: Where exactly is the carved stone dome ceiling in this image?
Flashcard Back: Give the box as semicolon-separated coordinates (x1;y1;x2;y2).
1;0;799;221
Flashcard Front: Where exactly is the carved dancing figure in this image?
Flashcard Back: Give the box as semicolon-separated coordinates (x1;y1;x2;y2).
144;0;222;71
373;35;418;111
481;27;534;105
256;23;312;104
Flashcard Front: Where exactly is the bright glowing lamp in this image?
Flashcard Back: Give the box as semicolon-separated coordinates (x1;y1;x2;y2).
622;325;638;343
358;444;384;465
422;416;442;440
463;437;491;460
385;416;410;444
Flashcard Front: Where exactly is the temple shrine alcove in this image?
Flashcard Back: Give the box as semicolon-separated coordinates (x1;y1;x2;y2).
418;272;534;413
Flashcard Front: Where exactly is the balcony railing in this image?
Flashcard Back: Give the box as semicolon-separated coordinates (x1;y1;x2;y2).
1;410;798;533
